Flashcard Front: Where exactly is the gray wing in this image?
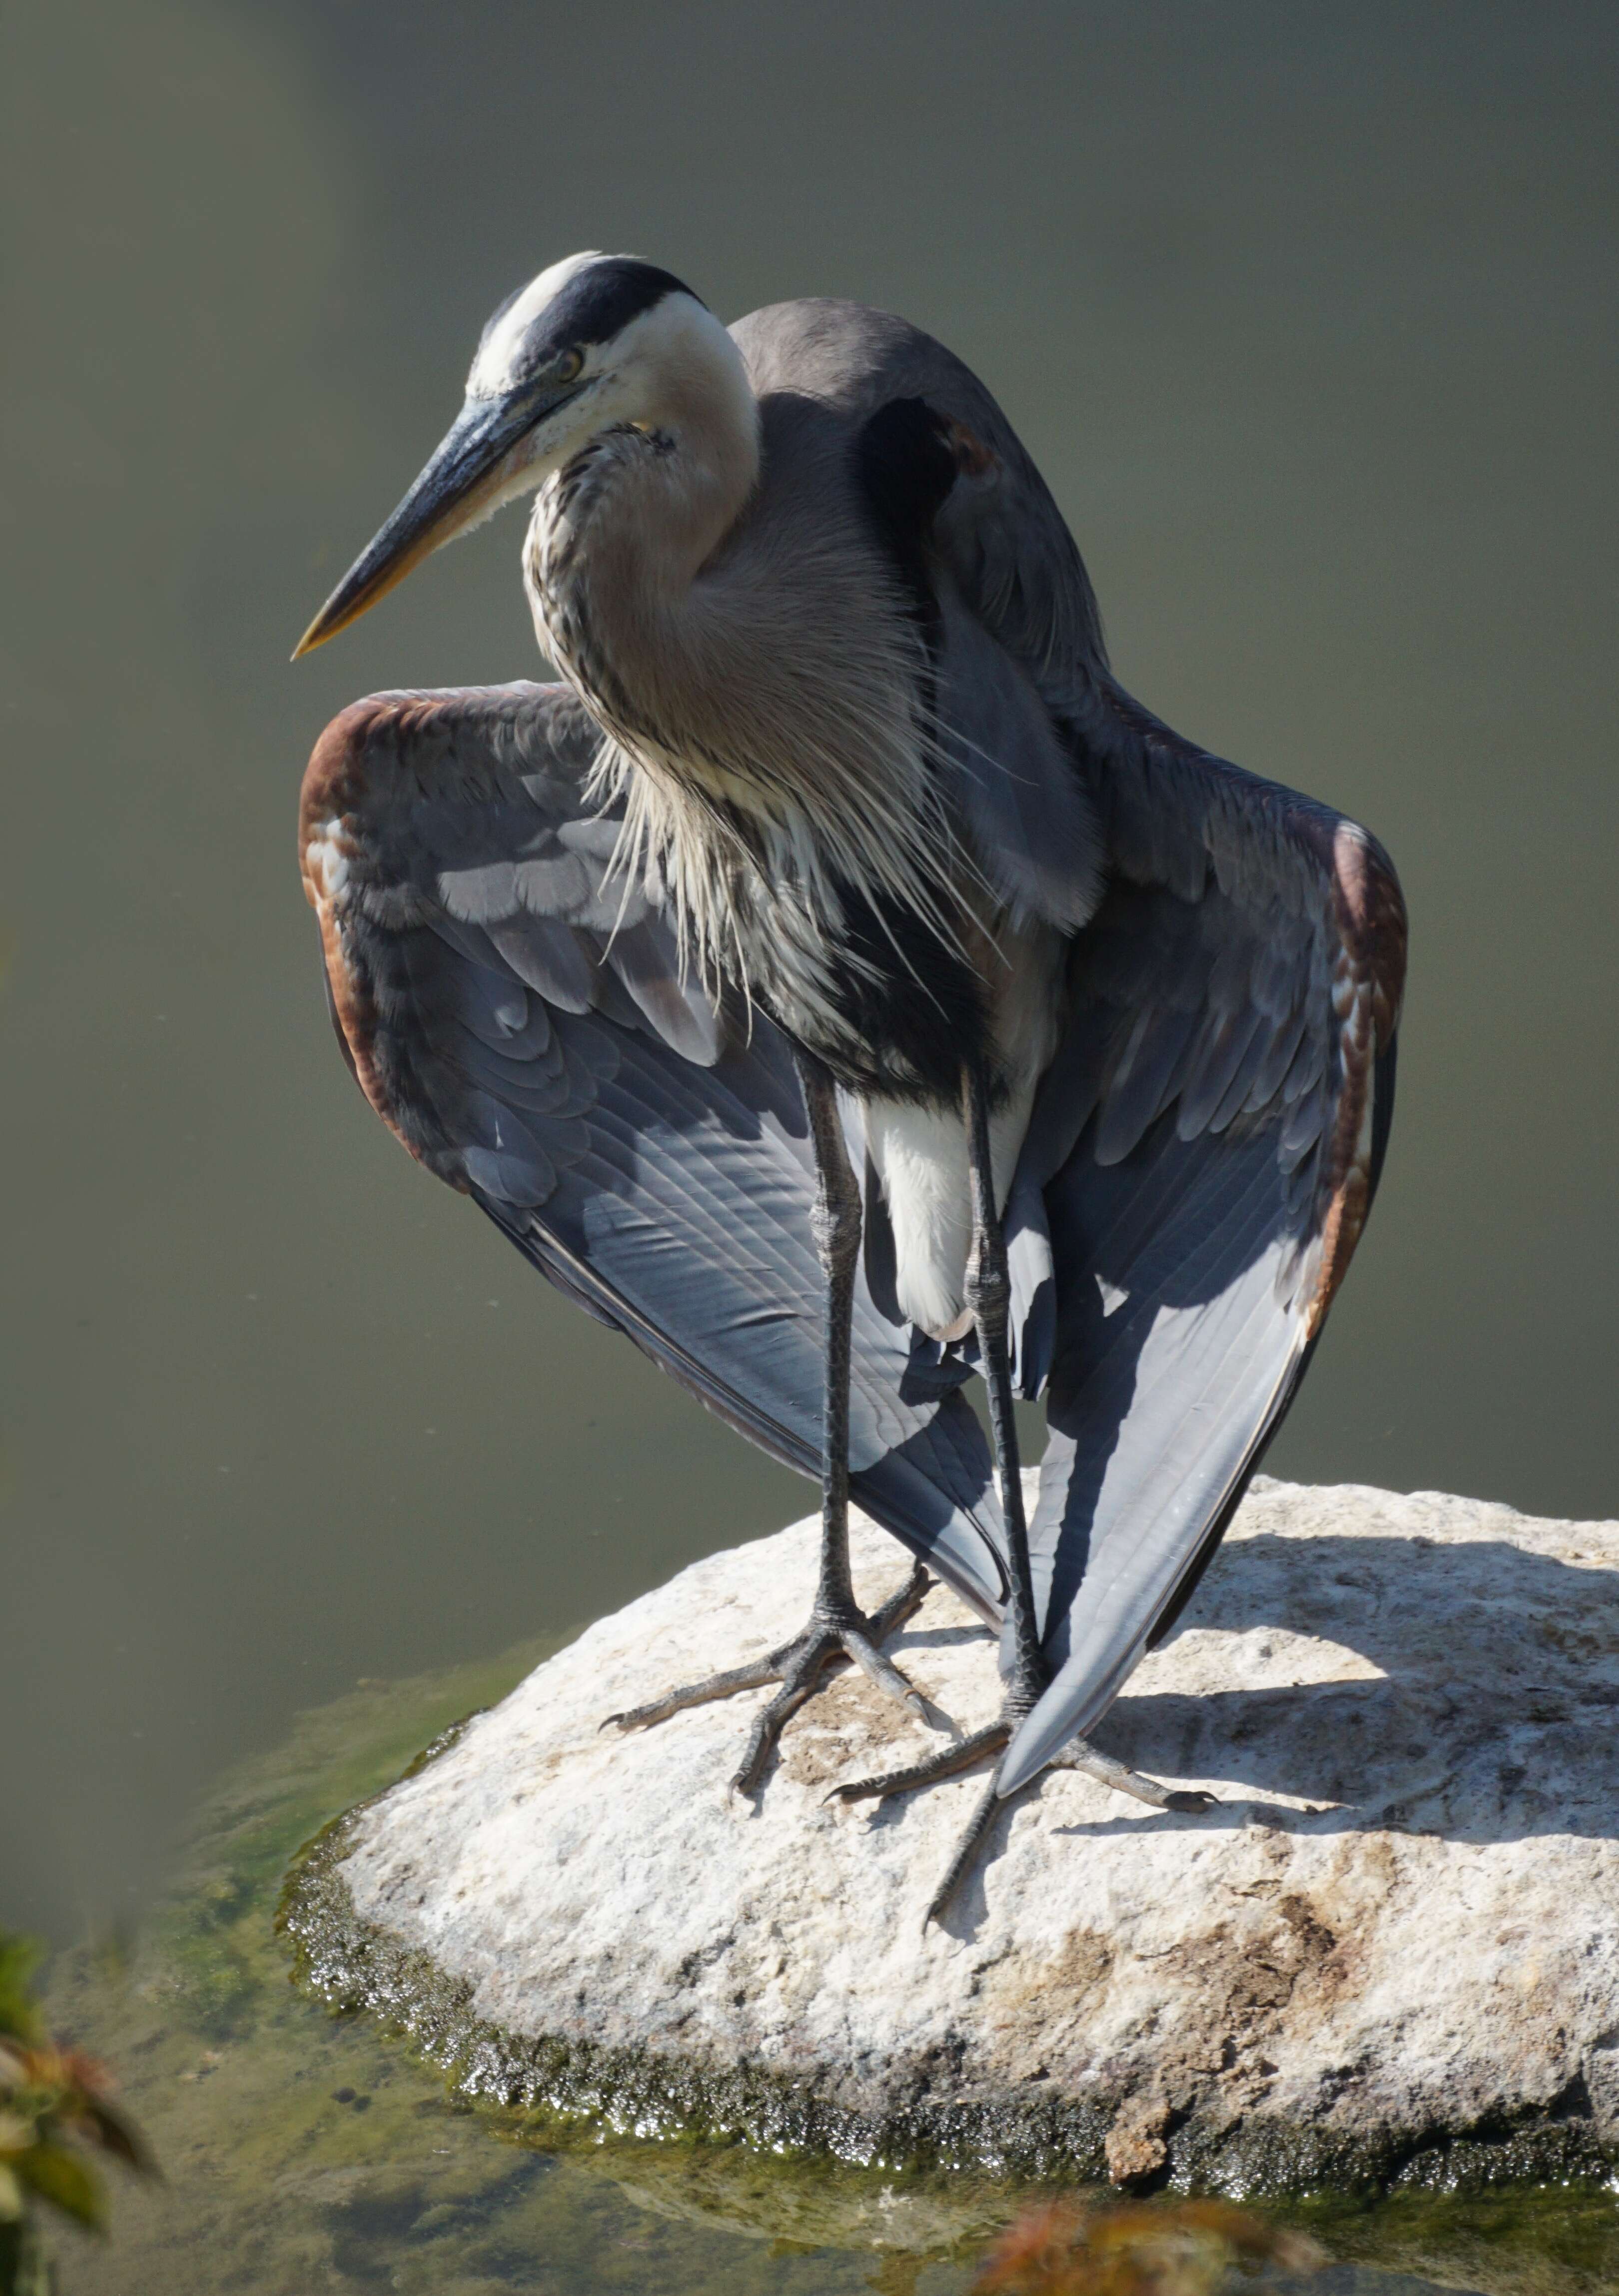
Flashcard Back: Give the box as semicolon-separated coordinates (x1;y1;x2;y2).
300;680;1007;1622
995;680;1406;1792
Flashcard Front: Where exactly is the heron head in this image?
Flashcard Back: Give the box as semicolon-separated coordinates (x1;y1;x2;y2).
294;251;735;657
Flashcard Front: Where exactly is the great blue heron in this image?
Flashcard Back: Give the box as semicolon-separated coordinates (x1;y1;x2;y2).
296;252;1405;1919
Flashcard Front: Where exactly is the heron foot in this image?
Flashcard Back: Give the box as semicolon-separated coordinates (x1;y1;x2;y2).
1049;1742;1219;1815
827;1721;1012;1926
831;1720;1218;1925
603;1561;933;1796
826;1719;1010;1805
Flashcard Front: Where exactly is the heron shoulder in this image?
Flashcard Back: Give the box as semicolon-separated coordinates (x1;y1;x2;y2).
731;297;1105;693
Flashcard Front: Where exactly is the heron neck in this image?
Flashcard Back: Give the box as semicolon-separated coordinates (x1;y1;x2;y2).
527;356;950;1010
526;348;770;776
535;404;924;802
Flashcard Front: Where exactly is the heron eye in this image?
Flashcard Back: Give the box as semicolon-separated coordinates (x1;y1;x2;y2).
552;348;585;385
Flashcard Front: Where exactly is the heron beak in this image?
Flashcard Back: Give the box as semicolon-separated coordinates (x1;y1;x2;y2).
292;384;574;658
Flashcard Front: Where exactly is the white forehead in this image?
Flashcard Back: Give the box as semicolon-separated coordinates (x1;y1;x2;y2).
467;251;604;398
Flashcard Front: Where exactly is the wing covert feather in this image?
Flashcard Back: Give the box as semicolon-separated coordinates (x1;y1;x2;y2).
299;681;1007;1620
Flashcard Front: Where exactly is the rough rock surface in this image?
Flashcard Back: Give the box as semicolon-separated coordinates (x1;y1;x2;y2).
284;1478;1619;2195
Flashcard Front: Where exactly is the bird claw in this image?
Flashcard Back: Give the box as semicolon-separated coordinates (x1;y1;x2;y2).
1048;1740;1220;1816
830;1719;1221;1929
596;1562;935;1797
828;1719;1009;1807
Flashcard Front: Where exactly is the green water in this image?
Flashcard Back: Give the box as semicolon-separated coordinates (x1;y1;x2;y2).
42;1649;1619;2295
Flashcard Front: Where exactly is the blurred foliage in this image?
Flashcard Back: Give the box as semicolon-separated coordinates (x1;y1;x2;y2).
972;2197;1325;2295
0;1932;155;2296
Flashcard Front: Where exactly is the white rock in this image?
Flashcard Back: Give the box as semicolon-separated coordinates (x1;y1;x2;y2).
284;1478;1619;2194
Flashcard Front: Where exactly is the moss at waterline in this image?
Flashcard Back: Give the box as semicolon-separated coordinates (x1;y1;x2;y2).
39;1632;1619;2295
42;1637;1011;2293
278;1684;1617;2209
281;1804;1615;2206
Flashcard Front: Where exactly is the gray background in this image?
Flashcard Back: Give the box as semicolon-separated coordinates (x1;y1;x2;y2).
3;0;1615;1944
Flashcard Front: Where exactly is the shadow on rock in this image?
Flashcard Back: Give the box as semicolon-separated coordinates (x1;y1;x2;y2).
1071;1530;1619;1845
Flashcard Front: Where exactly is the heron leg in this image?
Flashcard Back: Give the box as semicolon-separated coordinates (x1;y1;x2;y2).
823;1067;1039;1915
829;1065;1214;1923
961;1058;1043;1708
604;1559;930;1743
602;1052;934;1793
